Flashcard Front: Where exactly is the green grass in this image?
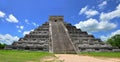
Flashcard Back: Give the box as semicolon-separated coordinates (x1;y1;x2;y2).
0;50;54;62
80;52;120;58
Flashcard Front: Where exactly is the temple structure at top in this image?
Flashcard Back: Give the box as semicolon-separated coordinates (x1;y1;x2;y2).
5;16;120;53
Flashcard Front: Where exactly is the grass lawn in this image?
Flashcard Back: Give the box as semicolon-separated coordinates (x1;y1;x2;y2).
0;50;54;62
80;52;120;58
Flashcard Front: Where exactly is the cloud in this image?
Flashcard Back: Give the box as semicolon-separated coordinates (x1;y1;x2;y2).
0;34;19;45
20;26;24;30
6;14;19;23
16;25;24;33
25;19;39;26
85;10;99;18
25;19;30;24
74;18;117;32
100;4;120;21
79;6;87;14
0;11;19;23
18;30;22;33
97;21;116;31
0;11;5;18
23;31;30;35
75;18;98;31
32;22;39;26
98;1;107;9
79;6;99;18
100;30;120;41
16;25;24;30
76;4;120;33
23;29;33;35
110;30;120;37
16;26;19;28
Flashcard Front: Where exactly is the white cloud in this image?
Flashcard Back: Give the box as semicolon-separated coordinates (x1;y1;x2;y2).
0;11;5;18
85;10;99;18
100;30;120;41
117;4;120;9
100;4;120;21
76;4;120;33
97;21;117;31
23;31;30;35
20;26;24;30
111;30;120;37
6;14;19;23
74;18;117;32
79;6;88;14
32;22;39;26
75;18;98;30
79;6;99;18
16;25;24;32
0;11;19;23
16;26;19;28
25;19;30;24
16;25;24;30
98;1;107;9
100;36;108;41
23;29;33;35
0;34;19;45
18;30;22;33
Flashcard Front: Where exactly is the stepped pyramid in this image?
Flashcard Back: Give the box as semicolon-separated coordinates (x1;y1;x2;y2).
6;16;120;53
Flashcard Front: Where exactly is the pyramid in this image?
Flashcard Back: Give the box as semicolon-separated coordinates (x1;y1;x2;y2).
6;16;120;53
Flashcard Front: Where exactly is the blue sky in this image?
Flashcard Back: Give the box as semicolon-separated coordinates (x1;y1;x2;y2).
0;0;120;45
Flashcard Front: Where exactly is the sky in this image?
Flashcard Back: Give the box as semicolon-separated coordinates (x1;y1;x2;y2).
0;0;120;45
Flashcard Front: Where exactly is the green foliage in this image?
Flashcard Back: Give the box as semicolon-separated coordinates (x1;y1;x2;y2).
0;43;6;49
0;50;54;62
81;52;120;58
107;34;120;48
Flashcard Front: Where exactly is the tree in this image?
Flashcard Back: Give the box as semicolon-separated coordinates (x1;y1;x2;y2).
107;34;120;48
0;43;6;49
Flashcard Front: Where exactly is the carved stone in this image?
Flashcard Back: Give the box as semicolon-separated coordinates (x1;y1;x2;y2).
5;16;120;53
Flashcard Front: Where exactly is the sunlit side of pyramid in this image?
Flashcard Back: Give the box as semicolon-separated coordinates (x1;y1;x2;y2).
6;16;120;53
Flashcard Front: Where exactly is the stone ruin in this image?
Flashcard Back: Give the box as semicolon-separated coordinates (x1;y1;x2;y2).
5;16;120;53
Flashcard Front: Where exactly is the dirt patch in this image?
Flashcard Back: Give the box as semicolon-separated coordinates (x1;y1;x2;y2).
55;54;120;62
41;56;63;62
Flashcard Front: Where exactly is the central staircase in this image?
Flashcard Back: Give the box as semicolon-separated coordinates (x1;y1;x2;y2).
49;18;77;53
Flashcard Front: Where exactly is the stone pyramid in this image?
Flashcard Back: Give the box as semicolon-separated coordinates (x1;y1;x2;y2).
6;16;120;53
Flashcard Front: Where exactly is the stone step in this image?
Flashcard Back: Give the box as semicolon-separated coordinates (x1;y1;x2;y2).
50;21;76;53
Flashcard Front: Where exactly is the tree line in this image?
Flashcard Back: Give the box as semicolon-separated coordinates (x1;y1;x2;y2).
0;43;6;49
107;34;120;48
